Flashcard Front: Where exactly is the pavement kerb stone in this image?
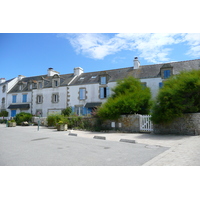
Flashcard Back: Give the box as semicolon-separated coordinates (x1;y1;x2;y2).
93;136;106;140
119;139;136;143
68;133;77;136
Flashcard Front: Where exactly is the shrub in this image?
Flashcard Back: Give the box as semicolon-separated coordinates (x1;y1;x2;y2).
151;69;200;124
15;112;33;125
0;110;8;117
62;107;72;116
98;76;152;120
47;114;68;127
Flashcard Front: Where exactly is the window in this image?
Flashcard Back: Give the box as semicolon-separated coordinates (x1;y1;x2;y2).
100;77;106;85
52;93;59;103
2;98;5;104
79;88;86;100
164;70;171;79
36;95;43;104
54;80;59;87
22;94;27;103
75;106;83;116
38;82;42;89
2;85;6;93
12;95;17;103
100;87;110;98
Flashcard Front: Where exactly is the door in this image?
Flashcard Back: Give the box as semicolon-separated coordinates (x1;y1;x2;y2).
11;110;17;117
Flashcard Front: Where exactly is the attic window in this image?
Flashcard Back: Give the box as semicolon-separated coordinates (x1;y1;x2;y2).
91;76;97;79
80;77;85;80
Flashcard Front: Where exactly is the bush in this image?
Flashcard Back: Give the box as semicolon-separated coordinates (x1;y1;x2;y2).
47;114;68;127
15;112;33;125
98;76;152;120
151;69;200;124
62;107;72;116
0;110;8;117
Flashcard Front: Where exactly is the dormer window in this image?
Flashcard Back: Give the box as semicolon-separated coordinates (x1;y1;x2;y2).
160;64;173;79
54;80;58;87
100;76;106;85
38;82;43;89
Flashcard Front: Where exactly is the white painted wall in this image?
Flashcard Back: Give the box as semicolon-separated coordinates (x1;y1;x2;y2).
32;86;67;117
140;77;162;99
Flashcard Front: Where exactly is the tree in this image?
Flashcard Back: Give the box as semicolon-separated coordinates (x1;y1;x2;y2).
151;69;200;124
97;76;152;120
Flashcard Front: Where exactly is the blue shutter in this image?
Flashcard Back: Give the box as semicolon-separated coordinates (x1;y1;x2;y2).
159;82;163;88
12;95;17;103
164;70;171;79
11;110;16;117
22;94;27;102
83;107;87;115
106;87;110;98
100;87;104;98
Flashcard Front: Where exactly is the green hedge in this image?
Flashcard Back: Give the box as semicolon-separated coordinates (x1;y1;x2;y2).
151;69;200;124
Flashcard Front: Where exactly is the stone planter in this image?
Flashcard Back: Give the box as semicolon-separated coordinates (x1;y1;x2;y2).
57;124;68;131
8;122;16;127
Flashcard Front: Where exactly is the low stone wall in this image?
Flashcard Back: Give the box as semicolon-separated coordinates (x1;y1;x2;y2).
153;113;200;135
101;114;140;133
32;117;47;126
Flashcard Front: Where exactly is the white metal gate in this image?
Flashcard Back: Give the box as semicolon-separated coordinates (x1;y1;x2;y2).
139;115;153;132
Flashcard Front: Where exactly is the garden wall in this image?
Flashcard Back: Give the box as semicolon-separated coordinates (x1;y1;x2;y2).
153;113;200;135
101;114;140;132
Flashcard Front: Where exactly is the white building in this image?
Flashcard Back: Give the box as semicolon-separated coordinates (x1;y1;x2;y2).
0;76;20;114
4;58;200;117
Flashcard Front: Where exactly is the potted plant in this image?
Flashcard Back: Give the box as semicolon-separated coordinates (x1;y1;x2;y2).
8;119;16;127
57;120;68;131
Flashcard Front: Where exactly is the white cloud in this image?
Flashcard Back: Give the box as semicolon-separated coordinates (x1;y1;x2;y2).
61;33;200;63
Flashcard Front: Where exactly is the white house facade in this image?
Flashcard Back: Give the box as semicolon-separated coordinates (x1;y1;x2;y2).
3;58;200;117
0;76;20;114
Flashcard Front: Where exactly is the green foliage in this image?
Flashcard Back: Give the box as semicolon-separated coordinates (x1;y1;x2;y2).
0;110;8;117
62;107;72;116
151;69;200;124
47;114;68;127
15;112;33;125
98;76;152;120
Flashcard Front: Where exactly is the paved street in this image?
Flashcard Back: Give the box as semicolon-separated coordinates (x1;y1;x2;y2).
0;125;168;166
1;124;200;166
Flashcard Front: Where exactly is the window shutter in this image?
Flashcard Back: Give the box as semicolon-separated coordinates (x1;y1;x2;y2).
100;87;104;98
106;87;110;97
159;82;163;88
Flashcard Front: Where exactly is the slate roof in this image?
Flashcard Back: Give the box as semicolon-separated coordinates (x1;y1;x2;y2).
8;73;75;93
7;59;200;92
69;59;200;85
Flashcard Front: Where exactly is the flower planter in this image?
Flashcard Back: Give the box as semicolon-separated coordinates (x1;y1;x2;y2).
8;122;16;127
57;124;68;131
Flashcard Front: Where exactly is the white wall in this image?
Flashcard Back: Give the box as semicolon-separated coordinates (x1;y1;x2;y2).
140;77;162;99
32;86;67;117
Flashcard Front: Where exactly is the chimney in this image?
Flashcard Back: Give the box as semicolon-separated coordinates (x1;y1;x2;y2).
18;75;25;80
48;68;60;76
74;67;84;76
0;78;6;83
134;57;140;69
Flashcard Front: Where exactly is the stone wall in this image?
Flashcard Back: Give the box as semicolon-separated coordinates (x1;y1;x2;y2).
153;113;200;135
101;114;140;132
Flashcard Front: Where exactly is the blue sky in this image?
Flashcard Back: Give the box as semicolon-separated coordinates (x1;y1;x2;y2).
0;33;200;80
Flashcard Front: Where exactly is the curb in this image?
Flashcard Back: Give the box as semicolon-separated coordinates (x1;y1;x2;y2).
68;133;77;136
119;139;136;143
93;136;106;140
